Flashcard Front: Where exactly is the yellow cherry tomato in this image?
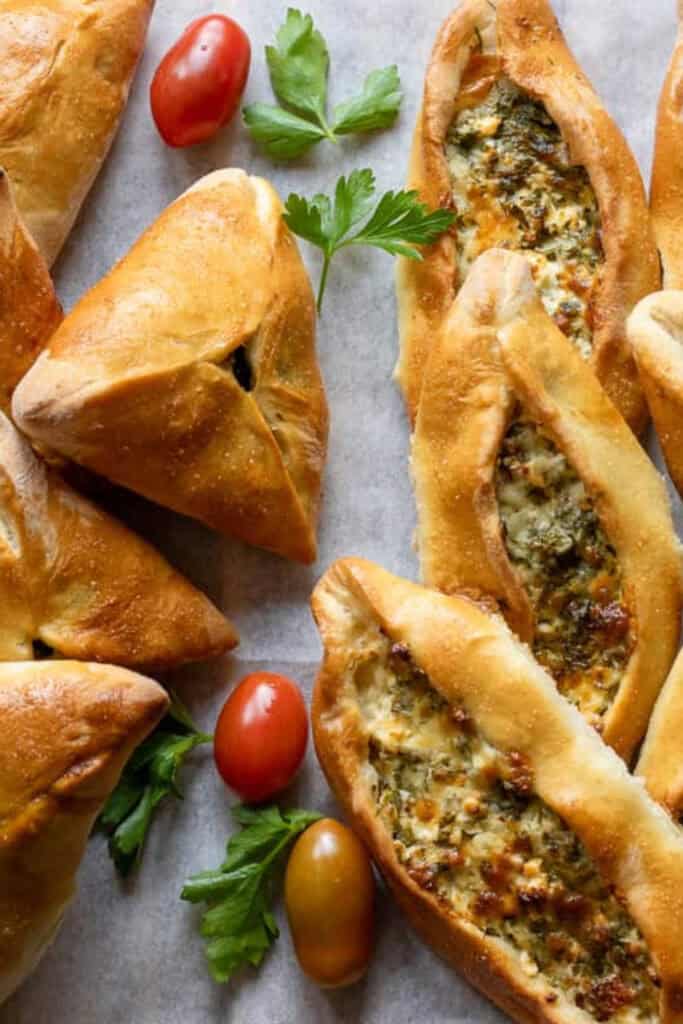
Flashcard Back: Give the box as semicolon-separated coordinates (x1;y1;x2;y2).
285;818;375;987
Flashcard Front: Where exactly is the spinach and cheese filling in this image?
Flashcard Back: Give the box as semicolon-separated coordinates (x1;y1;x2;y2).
446;70;603;359
495;419;631;726
357;641;659;1022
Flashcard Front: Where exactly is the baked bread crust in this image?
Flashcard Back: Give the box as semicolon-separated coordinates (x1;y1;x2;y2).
0;411;237;667
627;290;683;499
13;169;329;564
650;2;683;287
312;558;683;1024
0;660;167;1004
638;648;683;820
411;250;682;759
0;0;153;265
0;171;61;413
395;0;658;432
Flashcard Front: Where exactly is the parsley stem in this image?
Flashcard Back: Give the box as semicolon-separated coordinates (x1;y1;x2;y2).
317;254;333;313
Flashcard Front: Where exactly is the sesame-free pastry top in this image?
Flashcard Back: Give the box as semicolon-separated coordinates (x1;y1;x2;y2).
0;411;237;668
0;0;153;265
13;169;329;565
0;171;61;416
0;660;167;1006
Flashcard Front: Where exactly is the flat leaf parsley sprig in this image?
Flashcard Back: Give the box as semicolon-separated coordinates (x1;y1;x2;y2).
98;693;212;877
243;8;402;159
283;168;456;311
181;804;322;983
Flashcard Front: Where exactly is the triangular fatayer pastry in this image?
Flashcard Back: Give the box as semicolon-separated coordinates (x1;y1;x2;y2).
395;0;658;431
0;661;167;1004
412;250;682;759
0;411;237;667
13;169;329;564
0;171;61;413
312;558;683;1024
0;0;153;265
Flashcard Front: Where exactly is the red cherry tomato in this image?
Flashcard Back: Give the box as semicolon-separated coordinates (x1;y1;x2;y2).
150;15;251;148
214;672;308;803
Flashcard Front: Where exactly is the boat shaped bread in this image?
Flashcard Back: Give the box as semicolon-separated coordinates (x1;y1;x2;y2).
637;649;683;822
0;0;153;265
0;412;236;667
412;250;682;758
396;0;658;432
649;1;683;287
312;558;683;1024
627;291;683;501
13;169;329;564
0;660;167;1005
0;172;61;414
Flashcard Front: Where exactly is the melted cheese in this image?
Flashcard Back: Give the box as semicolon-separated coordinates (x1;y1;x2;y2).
446;75;603;360
495;419;631;727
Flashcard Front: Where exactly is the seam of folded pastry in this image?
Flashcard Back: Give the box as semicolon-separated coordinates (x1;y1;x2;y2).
0;411;238;663
0;0;155;266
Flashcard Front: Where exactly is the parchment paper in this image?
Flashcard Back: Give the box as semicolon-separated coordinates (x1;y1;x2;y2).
2;1;680;1021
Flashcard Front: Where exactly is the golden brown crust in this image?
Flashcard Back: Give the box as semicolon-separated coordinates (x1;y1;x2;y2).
0;171;62;414
650;5;683;287
0;411;237;668
0;660;167;1005
638;649;683;820
395;0;659;432
13;169;329;564
412;250;682;760
0;0;153;265
312;558;683;1024
627;290;683;499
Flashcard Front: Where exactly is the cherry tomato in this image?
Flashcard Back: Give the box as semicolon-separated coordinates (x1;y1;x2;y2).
150;15;251;147
214;672;308;803
285;818;375;988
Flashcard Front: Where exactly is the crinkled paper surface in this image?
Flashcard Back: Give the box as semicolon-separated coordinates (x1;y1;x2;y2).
2;0;680;1021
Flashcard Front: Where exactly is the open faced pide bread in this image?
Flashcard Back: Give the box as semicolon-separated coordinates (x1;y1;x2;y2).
395;0;658;433
312;558;683;1024
411;250;682;759
649;0;683;288
0;661;167;1005
0;0;153;265
0;411;236;667
13;169;329;564
627;291;683;500
637;648;683;822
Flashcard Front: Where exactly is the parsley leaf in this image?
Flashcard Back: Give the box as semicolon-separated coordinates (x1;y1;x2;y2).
97;693;212;877
332;66;403;136
242;104;327;160
244;9;402;159
182;804;322;983
283;169;456;310
265;8;330;130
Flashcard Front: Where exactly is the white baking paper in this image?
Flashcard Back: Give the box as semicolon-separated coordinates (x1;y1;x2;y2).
2;0;680;1021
